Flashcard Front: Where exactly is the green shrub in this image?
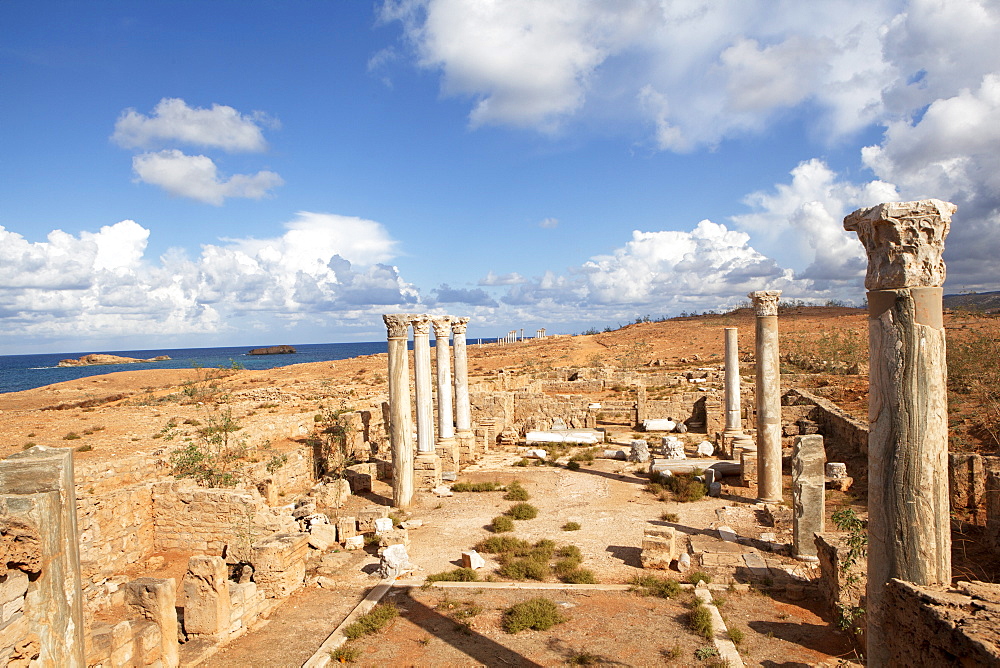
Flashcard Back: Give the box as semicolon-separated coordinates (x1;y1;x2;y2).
503;481;530;501
630;574;682;599
514;458;530;467
556;545;582;561
661;512;679;523
686;571;712;585
490;516;515;533
329;645;362;663
76;444;93;452
694;646;719;660
566;461;581;471
562;521;582;531
343;603;399;639
452;481;503;492
727;627;744;645
662;473;707;503
498;558;548;581
558;568;596;584
501;597;566;633
688;604;713;639
426;568;479;583
475;536;531;554
62;432;81;440
567;651;601;665
505;503;539;520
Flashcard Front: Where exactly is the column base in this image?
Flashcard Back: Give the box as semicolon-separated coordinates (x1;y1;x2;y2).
413;452;442;489
456;430;476;464
435;437;460;475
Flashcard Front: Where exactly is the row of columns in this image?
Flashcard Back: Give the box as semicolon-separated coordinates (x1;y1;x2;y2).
384;314;473;509
722;199;955;667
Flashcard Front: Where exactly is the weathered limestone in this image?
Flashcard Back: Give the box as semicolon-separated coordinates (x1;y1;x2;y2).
125;578;179;668
0;446;85;667
433;317;460;473
250;532;309;598
749;290;783;503
723;328;743;435
384;314;415;509
663;437;685;459
628;439;650;463
412;316;442;489
378;544;411;579
640;527;678;569
182;556;231;637
792;435;826;561
844;199;955;668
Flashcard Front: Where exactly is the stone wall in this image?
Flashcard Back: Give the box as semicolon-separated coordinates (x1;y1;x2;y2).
782;388;868;460
882;579;1000;666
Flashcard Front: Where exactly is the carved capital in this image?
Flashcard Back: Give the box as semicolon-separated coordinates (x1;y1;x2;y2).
451;316;470;335
431;317;452;338
844;199;955;290
748;290;782;317
410;314;431;336
383;314;411;339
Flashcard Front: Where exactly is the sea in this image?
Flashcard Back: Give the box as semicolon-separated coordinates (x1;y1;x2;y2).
0;342;389;395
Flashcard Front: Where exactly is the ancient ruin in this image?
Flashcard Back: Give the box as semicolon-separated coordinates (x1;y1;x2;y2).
749;290;783;503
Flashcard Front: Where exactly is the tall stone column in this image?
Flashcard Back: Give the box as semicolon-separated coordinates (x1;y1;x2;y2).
451;317;475;462
432;317;458;474
749;290;782;503
383;315;414;508
844;199;955;667
411;315;442;488
723;328;754;460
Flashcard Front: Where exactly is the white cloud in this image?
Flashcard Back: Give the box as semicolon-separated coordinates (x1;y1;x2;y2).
112;98;275;152
539;217;559;229
478;271;526;286
0;215;418;345
131;150;284;205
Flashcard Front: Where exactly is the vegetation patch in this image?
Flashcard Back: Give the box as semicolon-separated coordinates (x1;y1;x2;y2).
503;481;530;501
501;597;566;634
630;574;682;599
425;568;479;584
658;473;707;503
329;645;362;663
505;502;539;520
561;521;582;531
685;571;713;585
343;603;399;639
490;515;515;533
688;603;714;639
452;481;504;492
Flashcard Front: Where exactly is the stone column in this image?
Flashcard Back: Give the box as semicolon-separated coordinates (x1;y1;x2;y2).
182;556;230;637
451;317;475;462
0;446;85;667
125;578;180;668
723;327;754;459
749;290;782;503
432;317;459;474
791;435;825;561
411;315;442;488
844;199;955;667
383;314;414;509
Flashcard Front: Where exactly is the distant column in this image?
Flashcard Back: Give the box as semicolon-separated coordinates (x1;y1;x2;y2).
432;317;456;445
452;317;472;434
411;315;442;488
844;199;955;668
383;314;414;508
723;327;743;435
749;290;782;503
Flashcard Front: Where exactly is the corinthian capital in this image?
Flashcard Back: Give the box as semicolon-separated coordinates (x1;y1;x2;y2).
410;314;431;336
748;290;782;317
843;199;955;290
431;317;452;338
383;314;411;339
451;316;470;335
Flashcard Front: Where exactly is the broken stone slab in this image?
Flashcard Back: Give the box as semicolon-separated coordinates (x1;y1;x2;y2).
182;556;231;637
826;476;854;492
311;479;351;510
792;434;826;561
742;552;769;577
718;526;738;542
601;449;628;460
336;516;358;541
307;524;338;552
378;544;411;579
377;528;410;549
431;485;454;497
400;520;423;530
643;419;676;431
526;449;548;459
461;550;486;570
441;471;458;482
374;517;394;535
343;535;364;550
551;417;567;430
662;438;686;459
696;441;715;457
124;578;179;668
640;530;677;570
525;429;602;444
356;507;390;533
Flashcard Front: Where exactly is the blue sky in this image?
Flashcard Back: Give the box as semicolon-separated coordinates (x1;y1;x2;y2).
2;1;999;354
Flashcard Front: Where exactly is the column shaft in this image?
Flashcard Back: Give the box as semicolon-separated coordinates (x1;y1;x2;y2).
723;327;742;435
411;316;435;453
749;291;782;503
452;318;472;432
845;199;955;668
432;318;455;441
383;315;414;508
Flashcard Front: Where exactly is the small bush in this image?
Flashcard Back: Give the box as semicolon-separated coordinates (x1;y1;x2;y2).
329;645;362;663
661;512;679;523
514;458;530;467
694;646;719;660
505;503;539;520
426;568;479;583
645;482;665;495
558;568;596;584
62;432;81;440
630;574;682;599
475;536;531;554
452;481;503;492
498;558;548;581
490;516;515;533
501;597;566;633
562;521;582;531
566;461;581;471
727;627;744;645
343;603;399;639
503;481;530;501
688;604;714;639
662;473;706;503
76;444;93;452
686;571;713;585
556;544;582;561
568;651;601;665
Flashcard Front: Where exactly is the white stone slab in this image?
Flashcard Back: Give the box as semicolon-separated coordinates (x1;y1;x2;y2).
742;552;769;577
643;419;676;431
525;429;602;444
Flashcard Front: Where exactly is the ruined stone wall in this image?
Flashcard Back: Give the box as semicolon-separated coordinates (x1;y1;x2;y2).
782;388;868;459
151;482;296;558
883;579;1000;666
469;389;516;433
512;392;591;432
539;380;605;393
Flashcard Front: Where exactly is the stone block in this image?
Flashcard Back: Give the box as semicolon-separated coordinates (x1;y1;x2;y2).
792;435;826;561
312;479;352;509
308;524;338;552
0;571;29;605
110;620;134;667
343;535;364;550
124;577;179;668
250;533;309;599
344;468;372;494
740;451;757;485
336;516;358;541
378;544;410;579
640;529;677;570
377;528;410;549
825;462;848;479
182;556;230;637
356;507;389;533
374;517;394;535
461;550;486;570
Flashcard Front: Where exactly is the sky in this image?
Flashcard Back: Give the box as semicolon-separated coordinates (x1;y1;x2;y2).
2;0;999;355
